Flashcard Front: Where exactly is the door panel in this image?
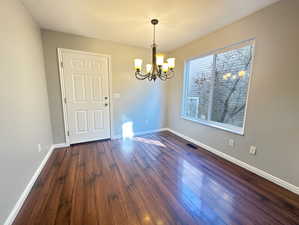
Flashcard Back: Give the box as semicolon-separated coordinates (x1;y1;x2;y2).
91;76;102;102
76;110;88;133
93;110;104;130
61;50;110;144
72;74;87;102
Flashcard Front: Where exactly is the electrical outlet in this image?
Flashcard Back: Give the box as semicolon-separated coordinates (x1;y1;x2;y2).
38;144;42;152
228;139;235;147
249;146;257;155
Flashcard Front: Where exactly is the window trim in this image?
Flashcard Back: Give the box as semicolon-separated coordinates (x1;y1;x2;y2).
181;38;256;136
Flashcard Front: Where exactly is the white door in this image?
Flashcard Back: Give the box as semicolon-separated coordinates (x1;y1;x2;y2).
60;50;111;144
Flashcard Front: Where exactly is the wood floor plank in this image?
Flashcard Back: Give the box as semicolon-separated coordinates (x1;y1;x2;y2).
69;145;87;225
37;148;72;225
54;146;79;225
12;131;299;225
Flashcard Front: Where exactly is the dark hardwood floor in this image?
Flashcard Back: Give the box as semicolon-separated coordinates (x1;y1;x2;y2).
13;131;299;225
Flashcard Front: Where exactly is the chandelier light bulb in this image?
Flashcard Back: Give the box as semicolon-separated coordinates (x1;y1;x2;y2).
156;55;164;66
167;58;175;69
134;59;142;70
162;63;169;72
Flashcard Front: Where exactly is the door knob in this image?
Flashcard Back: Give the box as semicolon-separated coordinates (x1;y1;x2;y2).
104;103;108;107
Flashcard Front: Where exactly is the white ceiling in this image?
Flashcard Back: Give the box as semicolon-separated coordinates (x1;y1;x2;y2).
21;0;279;51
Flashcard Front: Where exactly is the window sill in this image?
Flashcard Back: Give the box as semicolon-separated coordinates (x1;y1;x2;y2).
181;115;245;136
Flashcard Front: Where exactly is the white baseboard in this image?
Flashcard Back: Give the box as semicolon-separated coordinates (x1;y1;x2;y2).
165;128;299;195
3;144;64;225
112;128;168;140
53;143;70;148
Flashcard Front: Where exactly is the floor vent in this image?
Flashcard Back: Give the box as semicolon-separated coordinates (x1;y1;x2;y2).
186;143;198;149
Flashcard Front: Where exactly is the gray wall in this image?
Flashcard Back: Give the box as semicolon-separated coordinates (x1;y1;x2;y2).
0;0;53;223
41;30;167;143
166;0;299;187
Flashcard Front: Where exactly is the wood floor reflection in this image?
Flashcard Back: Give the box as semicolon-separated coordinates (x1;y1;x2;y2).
13;131;299;225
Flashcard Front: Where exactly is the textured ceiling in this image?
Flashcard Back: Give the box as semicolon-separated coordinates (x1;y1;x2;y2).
21;0;279;51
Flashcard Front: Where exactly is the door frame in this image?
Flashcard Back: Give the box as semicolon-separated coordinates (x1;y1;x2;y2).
57;48;113;145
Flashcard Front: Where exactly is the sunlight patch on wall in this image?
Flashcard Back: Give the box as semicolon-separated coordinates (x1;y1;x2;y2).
122;121;134;139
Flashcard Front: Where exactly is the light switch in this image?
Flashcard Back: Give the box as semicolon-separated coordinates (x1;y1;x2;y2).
249;146;257;155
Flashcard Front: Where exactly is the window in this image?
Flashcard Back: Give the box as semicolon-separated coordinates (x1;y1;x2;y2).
182;40;254;135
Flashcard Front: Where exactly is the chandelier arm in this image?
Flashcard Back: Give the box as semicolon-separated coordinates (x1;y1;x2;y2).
148;75;153;81
160;76;168;81
158;73;168;81
135;71;150;80
159;71;167;78
166;71;175;79
136;76;149;80
135;71;148;77
159;71;174;80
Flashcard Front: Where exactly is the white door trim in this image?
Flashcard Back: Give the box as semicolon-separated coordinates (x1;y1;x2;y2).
57;48;113;145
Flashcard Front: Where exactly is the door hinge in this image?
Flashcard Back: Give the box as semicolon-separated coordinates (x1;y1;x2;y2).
64;97;67;104
67;131;70;136
60;61;63;68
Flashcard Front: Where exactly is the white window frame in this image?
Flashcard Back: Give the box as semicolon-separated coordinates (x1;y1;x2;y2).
181;39;256;135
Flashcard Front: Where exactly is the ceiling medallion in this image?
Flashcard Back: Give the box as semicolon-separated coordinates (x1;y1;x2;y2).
134;19;175;81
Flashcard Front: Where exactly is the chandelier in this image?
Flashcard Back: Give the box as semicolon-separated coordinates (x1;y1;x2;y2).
134;19;175;81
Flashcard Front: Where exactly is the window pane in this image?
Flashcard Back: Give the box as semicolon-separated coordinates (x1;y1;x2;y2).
211;45;252;128
184;55;214;120
182;41;254;134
